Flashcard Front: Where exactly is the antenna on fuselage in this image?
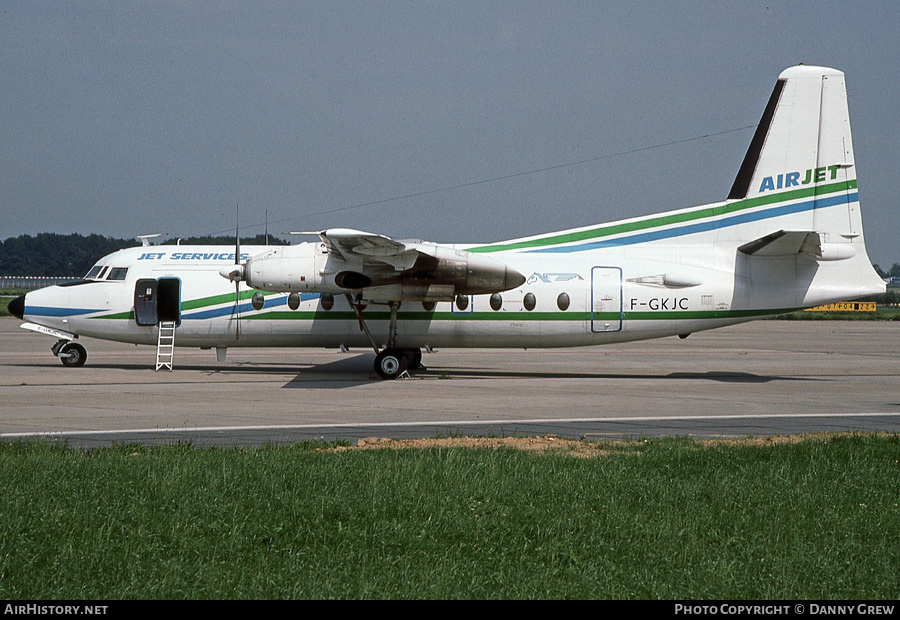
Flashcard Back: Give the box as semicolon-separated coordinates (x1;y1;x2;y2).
137;234;161;247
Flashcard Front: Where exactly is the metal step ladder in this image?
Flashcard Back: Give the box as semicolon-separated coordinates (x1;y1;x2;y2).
155;321;176;371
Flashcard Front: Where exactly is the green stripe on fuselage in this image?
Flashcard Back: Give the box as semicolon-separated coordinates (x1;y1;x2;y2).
92;310;135;320
90;290;278;320
180;288;267;311
87;306;798;323
239;308;798;322
468;180;857;253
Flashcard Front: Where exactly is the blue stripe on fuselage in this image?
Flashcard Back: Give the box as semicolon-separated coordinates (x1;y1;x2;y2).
25;306;102;317
180;293;319;321
181;297;287;320
528;192;858;253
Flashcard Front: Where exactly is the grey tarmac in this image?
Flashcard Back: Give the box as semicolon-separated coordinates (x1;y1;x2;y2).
0;317;898;447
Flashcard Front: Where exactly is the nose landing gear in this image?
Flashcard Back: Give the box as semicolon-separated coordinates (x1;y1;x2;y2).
52;340;87;367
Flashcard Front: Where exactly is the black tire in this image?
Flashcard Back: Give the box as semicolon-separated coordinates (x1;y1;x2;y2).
403;348;423;370
59;342;87;367
374;349;407;379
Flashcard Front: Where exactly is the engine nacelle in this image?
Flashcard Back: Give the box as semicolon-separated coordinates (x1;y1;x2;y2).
415;244;526;295
244;243;324;292
231;238;526;300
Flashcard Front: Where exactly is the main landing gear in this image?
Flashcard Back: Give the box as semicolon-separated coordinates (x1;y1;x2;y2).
345;294;424;380
373;347;424;380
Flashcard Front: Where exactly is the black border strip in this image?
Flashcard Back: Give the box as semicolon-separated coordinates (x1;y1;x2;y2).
728;78;786;200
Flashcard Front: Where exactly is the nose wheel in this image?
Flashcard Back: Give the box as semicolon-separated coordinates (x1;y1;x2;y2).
53;341;87;367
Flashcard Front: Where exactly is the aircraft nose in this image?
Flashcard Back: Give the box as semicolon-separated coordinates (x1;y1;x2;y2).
7;295;25;320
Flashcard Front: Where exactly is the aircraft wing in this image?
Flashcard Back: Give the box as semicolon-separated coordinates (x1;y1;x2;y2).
253;228;526;301
317;228;420;271
320;228;525;295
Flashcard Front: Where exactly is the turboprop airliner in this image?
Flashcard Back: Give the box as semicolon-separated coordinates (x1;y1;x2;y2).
7;65;886;378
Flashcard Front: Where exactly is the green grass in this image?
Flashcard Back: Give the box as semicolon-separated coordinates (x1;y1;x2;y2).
1;435;899;599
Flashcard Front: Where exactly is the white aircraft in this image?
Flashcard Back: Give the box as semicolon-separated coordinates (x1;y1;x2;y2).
7;65;885;378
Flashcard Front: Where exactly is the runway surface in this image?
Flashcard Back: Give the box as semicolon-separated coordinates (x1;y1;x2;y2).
1;317;898;446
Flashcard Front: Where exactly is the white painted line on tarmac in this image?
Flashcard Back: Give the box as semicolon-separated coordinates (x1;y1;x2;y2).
3;411;899;439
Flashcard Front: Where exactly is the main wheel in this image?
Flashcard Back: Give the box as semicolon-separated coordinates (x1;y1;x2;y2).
402;348;423;370
59;342;87;367
374;349;407;380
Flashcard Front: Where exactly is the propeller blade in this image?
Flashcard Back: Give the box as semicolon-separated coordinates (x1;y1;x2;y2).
235;206;241;266
234;206;241;340
234;280;241;340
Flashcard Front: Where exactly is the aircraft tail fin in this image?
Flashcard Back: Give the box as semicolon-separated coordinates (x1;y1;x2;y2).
726;65;884;301
727;65;861;242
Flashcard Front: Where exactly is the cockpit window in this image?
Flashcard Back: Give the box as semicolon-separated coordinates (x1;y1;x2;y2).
106;267;129;281
85;265;104;279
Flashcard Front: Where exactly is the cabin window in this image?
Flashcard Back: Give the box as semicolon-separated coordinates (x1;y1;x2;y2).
523;292;536;311
490;294;503;311
557;292;570;311
455;295;469;311
288;292;301;310
251;292;265;311
320;293;334;311
422;301;436;312
107;267;128;281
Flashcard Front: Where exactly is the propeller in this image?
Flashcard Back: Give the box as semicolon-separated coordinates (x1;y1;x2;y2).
234;222;241;340
221;207;244;340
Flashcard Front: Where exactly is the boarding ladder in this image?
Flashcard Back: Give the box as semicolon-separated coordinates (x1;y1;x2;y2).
155;321;176;371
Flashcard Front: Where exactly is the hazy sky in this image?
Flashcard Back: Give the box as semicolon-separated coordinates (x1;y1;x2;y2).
2;1;897;267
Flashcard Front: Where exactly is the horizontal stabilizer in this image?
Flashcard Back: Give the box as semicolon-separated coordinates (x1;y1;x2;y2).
738;230;820;257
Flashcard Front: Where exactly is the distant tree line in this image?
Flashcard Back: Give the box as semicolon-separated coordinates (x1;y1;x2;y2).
872;264;900;306
2;231;898;290
0;233;286;277
873;263;900;279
